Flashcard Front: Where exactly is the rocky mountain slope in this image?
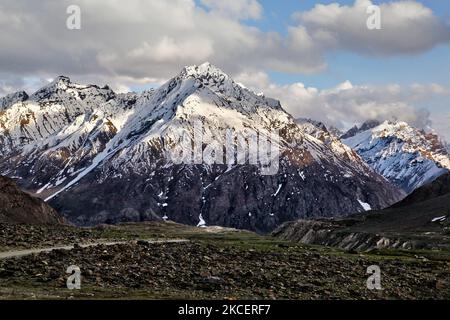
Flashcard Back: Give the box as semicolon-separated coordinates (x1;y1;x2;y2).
342;120;450;194
273;173;450;251
0;176;64;224
0;63;404;232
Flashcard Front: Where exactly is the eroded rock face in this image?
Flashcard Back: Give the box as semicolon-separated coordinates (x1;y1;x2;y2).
272;219;418;251
0;176;64;225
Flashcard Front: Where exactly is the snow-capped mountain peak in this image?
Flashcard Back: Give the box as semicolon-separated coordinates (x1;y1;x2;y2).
173;62;281;111
30;76;72;99
51;75;72;86
343;120;450;193
181;62;229;80
29;75;117;105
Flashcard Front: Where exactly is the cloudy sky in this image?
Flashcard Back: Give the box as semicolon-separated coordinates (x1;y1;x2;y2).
0;0;449;138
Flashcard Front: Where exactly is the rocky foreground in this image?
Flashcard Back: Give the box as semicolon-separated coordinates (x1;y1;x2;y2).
0;222;448;300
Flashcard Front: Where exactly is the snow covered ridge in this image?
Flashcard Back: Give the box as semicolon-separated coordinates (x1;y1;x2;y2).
342;120;450;194
0;63;404;230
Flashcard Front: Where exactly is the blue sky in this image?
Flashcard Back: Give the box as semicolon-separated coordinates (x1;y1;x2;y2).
256;0;450;32
245;0;450;89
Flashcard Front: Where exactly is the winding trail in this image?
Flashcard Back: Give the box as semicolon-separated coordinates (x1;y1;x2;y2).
0;239;189;260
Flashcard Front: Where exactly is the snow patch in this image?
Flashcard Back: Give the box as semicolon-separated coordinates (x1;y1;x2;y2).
273;184;282;197
197;214;207;227
36;183;51;194
357;199;372;211
431;215;447;222
299;171;306;181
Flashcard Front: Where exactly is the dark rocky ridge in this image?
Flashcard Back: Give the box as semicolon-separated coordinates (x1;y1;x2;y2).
273;173;450;250
395;172;450;207
340;120;380;140
0;176;64;224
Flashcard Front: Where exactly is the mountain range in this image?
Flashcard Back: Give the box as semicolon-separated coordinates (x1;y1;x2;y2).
0;63;448;232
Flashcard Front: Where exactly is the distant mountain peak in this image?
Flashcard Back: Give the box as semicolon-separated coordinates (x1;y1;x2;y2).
361;119;381;130
52;75;72;84
165;62;282;111
343;119;450;193
341;119;381;139
0;91;29;110
30;76;74;100
183;62;224;76
28;75;117;104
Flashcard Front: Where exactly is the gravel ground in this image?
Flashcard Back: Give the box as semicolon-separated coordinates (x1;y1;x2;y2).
0;238;448;300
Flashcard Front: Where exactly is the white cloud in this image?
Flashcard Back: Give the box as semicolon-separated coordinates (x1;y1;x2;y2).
0;84;15;96
295;0;450;55
0;75;30;96
126;36;214;64
235;71;450;137
0;0;317;81
431;112;450;141
0;0;448;88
